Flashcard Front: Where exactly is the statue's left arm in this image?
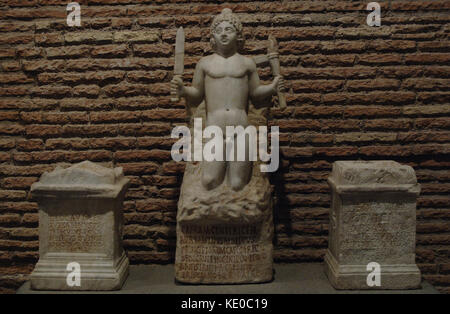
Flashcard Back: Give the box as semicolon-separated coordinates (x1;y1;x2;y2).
248;59;283;107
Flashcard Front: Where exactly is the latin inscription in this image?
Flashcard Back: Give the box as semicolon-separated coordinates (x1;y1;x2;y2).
177;224;272;282
340;203;414;252
48;214;104;253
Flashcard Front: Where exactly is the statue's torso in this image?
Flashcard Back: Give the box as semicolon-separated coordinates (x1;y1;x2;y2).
203;53;250;130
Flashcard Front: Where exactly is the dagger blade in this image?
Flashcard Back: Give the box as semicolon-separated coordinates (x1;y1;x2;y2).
174;26;185;75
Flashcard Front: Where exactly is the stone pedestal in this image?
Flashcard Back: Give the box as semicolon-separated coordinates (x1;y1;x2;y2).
175;162;274;284
30;161;130;291
324;160;421;289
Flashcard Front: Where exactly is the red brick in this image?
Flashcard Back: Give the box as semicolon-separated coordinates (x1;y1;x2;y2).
378;66;424;79
25;125;61;137
367;40;416;52
46;46;91;59
0;190;27;201
60;98;114;111
359;145;413;157
65;150;112;163
0;48;15;59
141;109;187;121
14;48;40;61
406;53;450;65
112;17;133;28
0;33;33;45
23;60;65;72
16;139;43;151
31;86;71;98
291;80;344;93
45;138;90;150
90;138;136;150
117;162;159;175
281;147;314;158
91;45;129;58
162;161;185;175
0;214;22;226
418;41;450;52
0;125;24;136
390;1;450;11
0;21;34;32
403;78;449;91
0;86;29;96
134;44;173;57
127;70;167;83
0;153;11;162
35;33;64;46
335;132;396;144
1;61;21;72
119;122;171;136
135;198;177;212
415;118;450;129
0;177;37;189
73;85;101;98
90;111;140;123
344;106;402;118
301;54;356;67
314;146;358;157
0;139;15;150
279;41;320;54
0;111;19;121
114;149;171;162
364;119;413;131
359;54;402;65
347;79;400;91
284;194;330;207
291;132;334;145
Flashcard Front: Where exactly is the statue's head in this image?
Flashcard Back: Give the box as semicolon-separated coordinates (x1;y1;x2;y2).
210;8;244;52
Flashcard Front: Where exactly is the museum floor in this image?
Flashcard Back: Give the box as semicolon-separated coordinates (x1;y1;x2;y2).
17;263;438;294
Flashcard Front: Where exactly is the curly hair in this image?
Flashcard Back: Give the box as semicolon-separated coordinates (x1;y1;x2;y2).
210;8;245;52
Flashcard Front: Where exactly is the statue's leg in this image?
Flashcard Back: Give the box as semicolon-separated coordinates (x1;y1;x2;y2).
228;133;252;191
201;135;226;190
201;160;226;190
228;160;252;191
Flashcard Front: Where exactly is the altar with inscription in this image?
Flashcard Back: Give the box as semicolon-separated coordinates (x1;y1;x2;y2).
30;161;130;291
324;160;422;290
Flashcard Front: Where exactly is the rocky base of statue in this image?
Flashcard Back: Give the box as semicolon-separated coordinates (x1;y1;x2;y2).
30;252;129;291
175;161;274;284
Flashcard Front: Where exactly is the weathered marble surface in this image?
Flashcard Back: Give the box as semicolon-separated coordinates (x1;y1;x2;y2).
172;8;281;284
30;161;130;291
324;160;422;289
175;160;274;284
174;100;274;285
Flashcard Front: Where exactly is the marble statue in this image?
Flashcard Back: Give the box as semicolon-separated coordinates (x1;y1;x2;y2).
171;8;285;284
171;8;284;192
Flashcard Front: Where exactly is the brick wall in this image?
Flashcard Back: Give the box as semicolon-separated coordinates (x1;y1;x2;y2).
0;0;449;293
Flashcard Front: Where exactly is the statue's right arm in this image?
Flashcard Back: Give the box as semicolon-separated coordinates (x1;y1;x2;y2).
182;60;205;107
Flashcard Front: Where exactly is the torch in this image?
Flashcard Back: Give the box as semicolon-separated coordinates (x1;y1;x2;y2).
267;35;287;108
